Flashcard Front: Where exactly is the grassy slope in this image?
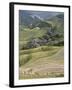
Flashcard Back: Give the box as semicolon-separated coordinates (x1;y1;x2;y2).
19;46;64;79
47;17;64;33
19;28;47;41
19;19;64;79
19;28;47;49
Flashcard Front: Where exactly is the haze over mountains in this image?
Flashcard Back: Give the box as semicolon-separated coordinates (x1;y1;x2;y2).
19;10;64;28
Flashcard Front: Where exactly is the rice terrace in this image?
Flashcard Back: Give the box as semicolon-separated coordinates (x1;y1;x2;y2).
19;10;64;79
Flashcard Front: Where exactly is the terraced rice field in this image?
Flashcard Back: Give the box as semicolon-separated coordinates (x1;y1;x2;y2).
19;46;64;79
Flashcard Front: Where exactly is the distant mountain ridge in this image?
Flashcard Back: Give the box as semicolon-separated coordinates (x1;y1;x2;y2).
19;10;64;50
19;10;63;28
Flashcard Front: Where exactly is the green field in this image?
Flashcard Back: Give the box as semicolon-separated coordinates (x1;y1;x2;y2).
19;28;48;49
19;45;64;79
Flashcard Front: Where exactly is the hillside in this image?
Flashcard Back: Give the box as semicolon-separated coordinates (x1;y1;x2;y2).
19;13;64;50
19;46;64;79
19;11;64;79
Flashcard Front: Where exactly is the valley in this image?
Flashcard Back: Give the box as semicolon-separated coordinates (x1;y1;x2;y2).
19;10;64;79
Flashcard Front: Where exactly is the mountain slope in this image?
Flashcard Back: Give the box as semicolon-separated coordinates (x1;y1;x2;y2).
19;10;63;29
19;13;64;50
19;11;64;79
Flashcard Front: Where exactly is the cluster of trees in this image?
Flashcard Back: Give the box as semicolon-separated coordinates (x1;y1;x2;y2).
21;25;64;50
28;21;52;29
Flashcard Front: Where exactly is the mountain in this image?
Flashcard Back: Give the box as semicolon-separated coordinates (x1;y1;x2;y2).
24;10;62;20
19;12;64;50
19;10;63;28
48;13;64;23
19;10;34;26
19;11;64;79
19;10;41;27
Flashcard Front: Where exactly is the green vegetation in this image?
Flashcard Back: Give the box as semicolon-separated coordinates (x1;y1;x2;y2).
19;72;64;79
19;13;64;79
19;53;32;67
19;46;64;79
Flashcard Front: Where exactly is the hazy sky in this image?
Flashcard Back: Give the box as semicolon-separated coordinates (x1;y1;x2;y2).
19;10;64;19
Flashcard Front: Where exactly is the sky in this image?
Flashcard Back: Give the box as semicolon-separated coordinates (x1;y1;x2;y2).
19;10;64;19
